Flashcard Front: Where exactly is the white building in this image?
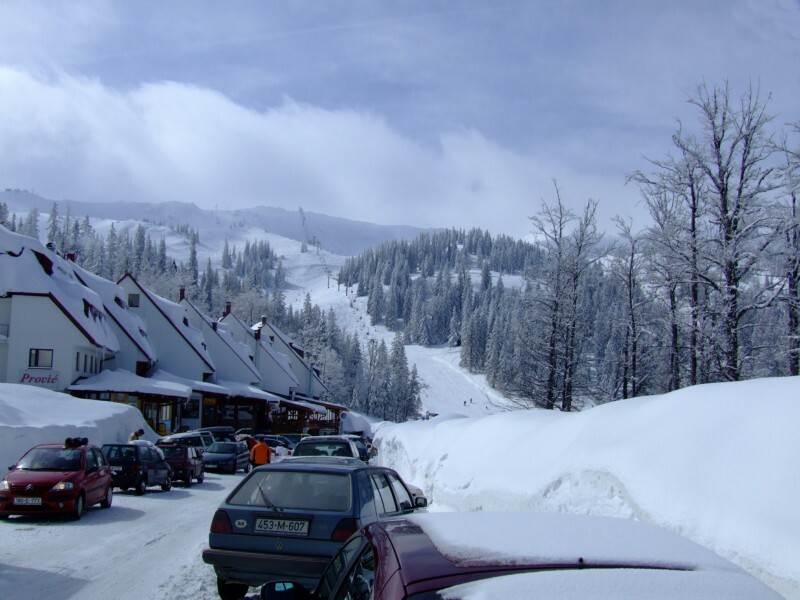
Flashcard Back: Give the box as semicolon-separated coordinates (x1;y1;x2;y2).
0;226;119;390
179;292;279;430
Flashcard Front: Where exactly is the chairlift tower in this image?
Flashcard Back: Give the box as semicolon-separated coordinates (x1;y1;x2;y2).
298;206;335;288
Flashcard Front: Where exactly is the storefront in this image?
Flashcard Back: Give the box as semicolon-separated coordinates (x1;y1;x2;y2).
68;369;191;434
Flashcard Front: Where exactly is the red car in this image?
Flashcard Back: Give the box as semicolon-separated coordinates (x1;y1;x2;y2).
260;511;783;600
0;437;113;520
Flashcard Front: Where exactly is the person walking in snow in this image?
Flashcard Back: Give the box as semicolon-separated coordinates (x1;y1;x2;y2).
250;438;271;467
128;428;145;441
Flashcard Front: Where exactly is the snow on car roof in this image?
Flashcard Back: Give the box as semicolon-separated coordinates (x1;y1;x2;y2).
404;511;735;572
437;563;784;600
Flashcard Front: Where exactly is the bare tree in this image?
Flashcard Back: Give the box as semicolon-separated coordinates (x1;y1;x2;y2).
776;122;800;375
671;82;779;380
529;182;602;410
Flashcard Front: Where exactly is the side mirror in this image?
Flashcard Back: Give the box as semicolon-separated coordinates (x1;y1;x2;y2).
260;581;312;600
415;496;429;508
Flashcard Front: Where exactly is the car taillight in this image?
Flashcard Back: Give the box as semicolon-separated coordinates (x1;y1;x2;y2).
331;518;358;542
210;510;233;534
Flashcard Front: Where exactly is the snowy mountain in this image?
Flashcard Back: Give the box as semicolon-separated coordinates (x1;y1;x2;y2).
0;189;432;257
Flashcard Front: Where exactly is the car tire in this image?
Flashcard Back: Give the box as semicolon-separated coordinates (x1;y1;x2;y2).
135;476;147;496
0;513;9;520
185;475;193;488
71;493;85;520
196;472;204;484
100;485;113;509
161;475;172;492
216;578;248;600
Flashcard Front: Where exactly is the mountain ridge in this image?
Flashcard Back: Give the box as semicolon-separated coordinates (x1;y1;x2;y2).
0;189;432;257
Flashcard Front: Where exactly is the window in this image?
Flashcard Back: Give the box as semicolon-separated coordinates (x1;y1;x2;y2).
76;352;81;371
127;293;140;307
29;348;53;368
387;473;414;511
184;396;200;419
317;536;365;598
339;546;376;600
371;473;398;514
86;448;100;470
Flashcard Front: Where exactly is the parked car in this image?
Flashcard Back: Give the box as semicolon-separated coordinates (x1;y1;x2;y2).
157;430;214;456
254;434;295;460
282;433;310;445
202;456;428;600
101;442;173;494
0;437;113;520
159;443;204;487
202;441;251;474
339;434;370;462
292;436;365;461
261;511;784;600
198;426;237;442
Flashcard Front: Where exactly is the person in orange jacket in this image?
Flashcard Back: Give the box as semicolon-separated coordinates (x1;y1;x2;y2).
249;438;271;467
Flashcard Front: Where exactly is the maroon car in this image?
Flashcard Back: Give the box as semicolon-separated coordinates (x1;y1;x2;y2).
0;437;113;520
260;511;783;600
158;443;204;487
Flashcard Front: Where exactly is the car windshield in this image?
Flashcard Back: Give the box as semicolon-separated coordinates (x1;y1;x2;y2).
294;442;352;457
16;447;82;471
229;471;351;511
207;442;238;453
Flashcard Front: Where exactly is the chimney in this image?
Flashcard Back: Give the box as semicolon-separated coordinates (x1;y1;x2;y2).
179;287;185;301
261;315;267;325
66;252;77;262
212;321;218;331
224;301;231;317
255;328;261;341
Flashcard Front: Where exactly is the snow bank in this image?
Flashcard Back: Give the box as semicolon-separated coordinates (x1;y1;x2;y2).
374;376;800;599
0;384;156;469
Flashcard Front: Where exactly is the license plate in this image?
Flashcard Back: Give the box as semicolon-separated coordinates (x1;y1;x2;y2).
110;466;122;472
254;518;309;535
14;497;42;505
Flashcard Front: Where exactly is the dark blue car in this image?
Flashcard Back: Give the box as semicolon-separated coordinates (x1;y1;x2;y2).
201;441;251;474
202;456;428;600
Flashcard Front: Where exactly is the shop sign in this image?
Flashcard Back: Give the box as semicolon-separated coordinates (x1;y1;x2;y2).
19;370;61;388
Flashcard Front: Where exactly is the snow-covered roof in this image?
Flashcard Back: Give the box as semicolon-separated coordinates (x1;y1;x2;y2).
0;225;119;352
150;369;230;397
70;262;156;362
295;394;347;411
216;378;281;403
252;317;327;390
68;368;191;399
224;311;299;385
121;275;215;371
182;299;260;380
279;397;327;414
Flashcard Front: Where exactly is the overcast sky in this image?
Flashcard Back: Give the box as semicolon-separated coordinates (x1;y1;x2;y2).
0;0;798;238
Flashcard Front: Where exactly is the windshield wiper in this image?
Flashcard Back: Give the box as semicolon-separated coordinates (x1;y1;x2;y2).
258;484;281;511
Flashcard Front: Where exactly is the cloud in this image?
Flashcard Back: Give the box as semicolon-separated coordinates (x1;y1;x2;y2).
0;67;643;237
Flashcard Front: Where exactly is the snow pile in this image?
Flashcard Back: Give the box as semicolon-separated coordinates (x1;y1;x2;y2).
374;376;800;599
0;384;157;469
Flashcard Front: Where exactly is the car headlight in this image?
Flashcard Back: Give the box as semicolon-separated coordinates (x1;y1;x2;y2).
51;481;74;491
0;480;9;491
